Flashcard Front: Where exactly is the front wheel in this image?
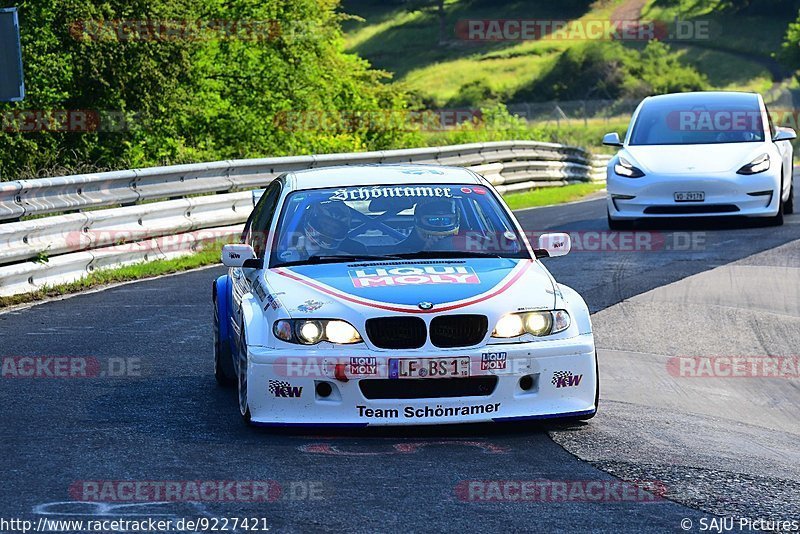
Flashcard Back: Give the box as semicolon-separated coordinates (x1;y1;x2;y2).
237;323;252;425
769;177;785;226
213;298;235;387
785;180;794;215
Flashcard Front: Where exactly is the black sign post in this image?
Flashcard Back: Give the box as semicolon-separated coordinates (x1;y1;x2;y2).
0;7;25;102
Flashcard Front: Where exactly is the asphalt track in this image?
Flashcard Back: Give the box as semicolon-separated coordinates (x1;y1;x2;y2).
1;187;798;533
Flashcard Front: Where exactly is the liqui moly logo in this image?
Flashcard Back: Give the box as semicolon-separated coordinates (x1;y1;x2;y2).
349;266;480;288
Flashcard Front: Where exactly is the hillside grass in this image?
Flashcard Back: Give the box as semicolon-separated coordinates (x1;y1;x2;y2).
342;0;795;106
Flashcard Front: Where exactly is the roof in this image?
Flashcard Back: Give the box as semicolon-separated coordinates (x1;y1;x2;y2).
641;91;761;106
285;164;481;191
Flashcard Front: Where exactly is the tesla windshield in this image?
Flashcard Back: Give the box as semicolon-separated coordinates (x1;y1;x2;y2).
630;93;766;145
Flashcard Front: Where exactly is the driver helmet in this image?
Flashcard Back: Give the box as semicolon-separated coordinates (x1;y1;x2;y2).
414;199;460;239
304;201;352;250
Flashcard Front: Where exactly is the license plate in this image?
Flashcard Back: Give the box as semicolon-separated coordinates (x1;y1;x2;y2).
674;191;704;202
388;357;470;379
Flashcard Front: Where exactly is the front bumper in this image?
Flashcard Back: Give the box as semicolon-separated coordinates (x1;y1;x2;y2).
607;170;781;219
244;333;596;426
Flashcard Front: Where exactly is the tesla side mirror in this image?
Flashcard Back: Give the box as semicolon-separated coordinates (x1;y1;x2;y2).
534;233;571;259
773;127;796;142
222;244;257;268
602;132;623;147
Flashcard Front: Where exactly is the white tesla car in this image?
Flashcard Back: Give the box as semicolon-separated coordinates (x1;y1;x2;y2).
604;91;795;229
212;165;598;427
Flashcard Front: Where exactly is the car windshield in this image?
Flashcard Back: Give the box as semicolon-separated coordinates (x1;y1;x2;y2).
629;94;765;145
268;184;530;267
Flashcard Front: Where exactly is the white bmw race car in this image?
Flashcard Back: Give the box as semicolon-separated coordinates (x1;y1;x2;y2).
604;91;795;229
212;165;598;426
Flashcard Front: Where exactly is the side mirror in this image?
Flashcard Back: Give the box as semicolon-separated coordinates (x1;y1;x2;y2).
602;132;623;147
773;127;796;142
534;233;571;258
222;244;257;268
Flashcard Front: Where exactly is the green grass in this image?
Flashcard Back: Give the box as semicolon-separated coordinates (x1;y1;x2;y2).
0;243;224;308
420;116;632;152
341;0;796;106
342;0;620;106
502;182;605;210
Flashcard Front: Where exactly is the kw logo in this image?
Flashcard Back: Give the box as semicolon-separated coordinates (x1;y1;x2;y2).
551;371;583;388
268;380;303;398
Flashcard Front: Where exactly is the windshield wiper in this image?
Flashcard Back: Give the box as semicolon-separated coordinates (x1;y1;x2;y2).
392;250;506;260
278;254;403;267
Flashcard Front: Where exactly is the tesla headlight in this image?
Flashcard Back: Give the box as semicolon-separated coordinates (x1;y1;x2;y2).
736;153;770;175
273;319;362;345
492;310;571;338
614;157;645;178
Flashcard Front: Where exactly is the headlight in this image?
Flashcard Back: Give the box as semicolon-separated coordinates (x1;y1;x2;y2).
736;153;770;175
493;314;525;338
492;310;571;338
273;319;363;345
614;157;645;178
324;320;362;344
298;321;323;344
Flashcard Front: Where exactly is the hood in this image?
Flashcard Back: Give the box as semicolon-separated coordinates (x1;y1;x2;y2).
265;258;555;316
623;143;767;175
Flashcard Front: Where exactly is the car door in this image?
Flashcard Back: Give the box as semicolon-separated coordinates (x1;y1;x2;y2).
230;179;282;343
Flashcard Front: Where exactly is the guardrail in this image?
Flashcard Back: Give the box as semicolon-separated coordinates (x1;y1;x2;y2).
0;141;609;297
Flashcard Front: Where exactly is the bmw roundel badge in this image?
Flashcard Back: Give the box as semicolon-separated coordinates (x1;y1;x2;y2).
418;301;433;310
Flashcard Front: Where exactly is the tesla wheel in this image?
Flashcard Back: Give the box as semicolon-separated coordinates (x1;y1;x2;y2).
607;209;633;230
769;176;785;226
237;323;252;425
213;297;235;387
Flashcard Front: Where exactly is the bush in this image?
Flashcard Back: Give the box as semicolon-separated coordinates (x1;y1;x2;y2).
0;0;414;179
512;40;708;102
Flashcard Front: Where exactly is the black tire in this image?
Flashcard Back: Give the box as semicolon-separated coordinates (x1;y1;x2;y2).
213;297;236;387
607;209;633;231
769;176;785;226
237;323;252;425
785;180;794;215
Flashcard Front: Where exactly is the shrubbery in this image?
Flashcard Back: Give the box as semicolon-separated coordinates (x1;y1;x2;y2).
513;40;708;103
0;0;415;179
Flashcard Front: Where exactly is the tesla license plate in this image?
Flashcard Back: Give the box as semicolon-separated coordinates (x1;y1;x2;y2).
674;191;705;202
389;357;470;379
